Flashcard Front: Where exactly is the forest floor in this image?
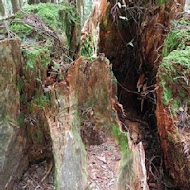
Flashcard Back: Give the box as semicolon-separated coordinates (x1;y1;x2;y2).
14;132;121;190
14;160;54;190
86;136;121;190
14;114;164;190
13;111;167;190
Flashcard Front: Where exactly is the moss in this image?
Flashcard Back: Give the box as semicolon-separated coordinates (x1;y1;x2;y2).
155;0;170;5
159;29;190;114
112;125;129;159
33;130;43;141
20;3;79;32
22;44;50;70
16;80;25;92
81;37;94;57
162;19;190;57
30;93;50;108
179;18;190;26
17;113;25;127
9;23;33;39
162;86;172;105
10;3;79;54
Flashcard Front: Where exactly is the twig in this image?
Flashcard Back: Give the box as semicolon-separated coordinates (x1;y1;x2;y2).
117;81;140;95
40;160;53;183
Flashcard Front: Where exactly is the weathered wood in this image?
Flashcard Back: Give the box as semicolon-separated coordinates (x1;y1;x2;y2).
11;0;21;14
0;38;28;190
0;0;5;17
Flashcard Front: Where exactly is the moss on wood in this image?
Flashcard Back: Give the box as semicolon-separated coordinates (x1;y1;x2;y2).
158;17;190;115
112;125;129;159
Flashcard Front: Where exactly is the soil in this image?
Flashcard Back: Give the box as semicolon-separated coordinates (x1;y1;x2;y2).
14;160;54;190
86;136;121;190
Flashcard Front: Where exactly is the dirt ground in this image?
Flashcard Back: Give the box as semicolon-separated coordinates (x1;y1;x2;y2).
86;136;121;190
14;160;54;190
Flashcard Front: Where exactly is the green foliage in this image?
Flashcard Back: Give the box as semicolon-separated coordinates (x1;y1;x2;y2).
179;18;190;26
9;23;33;39
81;37;94;57
112;125;129;158
155;0;170;5
18;113;25;127
162;29;190;57
158;47;190;111
22;45;50;70
23;3;79;32
158;17;190;113
31;93;50;108
162;18;190;57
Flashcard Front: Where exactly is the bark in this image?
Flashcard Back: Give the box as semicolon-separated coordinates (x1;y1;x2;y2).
11;0;21;14
0;38;27;190
28;0;40;4
0;0;5;16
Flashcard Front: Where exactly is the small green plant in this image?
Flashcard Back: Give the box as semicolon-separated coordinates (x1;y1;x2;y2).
81;37;94;57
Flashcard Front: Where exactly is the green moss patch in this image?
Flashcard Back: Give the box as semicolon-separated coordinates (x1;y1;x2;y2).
159;48;190;106
30;93;50;109
22;44;50;70
81;36;95;57
155;0;170;5
112;125;129;159
158;17;190;115
9;3;79;65
9;23;34;39
162;18;190;57
11;3;79;35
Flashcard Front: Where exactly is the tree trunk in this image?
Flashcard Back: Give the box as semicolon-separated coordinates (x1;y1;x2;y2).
11;0;21;13
0;0;5;17
28;0;40;4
